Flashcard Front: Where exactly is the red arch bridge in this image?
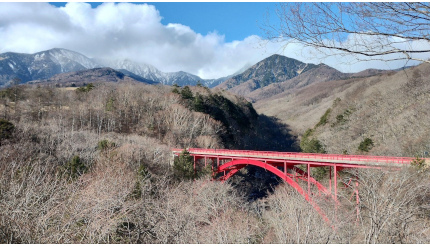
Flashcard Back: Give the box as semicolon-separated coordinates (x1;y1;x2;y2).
172;148;421;224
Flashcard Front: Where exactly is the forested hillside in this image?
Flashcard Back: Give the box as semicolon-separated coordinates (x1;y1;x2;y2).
0;81;299;243
0;81;429;243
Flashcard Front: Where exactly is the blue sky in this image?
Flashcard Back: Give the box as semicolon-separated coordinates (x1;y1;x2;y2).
150;2;277;42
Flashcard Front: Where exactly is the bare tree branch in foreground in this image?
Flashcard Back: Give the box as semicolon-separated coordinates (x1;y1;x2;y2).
265;3;430;64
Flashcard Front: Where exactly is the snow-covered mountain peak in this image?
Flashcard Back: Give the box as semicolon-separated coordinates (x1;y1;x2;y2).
0;48;229;88
40;48;100;69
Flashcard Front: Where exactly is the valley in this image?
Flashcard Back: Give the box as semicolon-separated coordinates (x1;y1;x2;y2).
1;47;430;244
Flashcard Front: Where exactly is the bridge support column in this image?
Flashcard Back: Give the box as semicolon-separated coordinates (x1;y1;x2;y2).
356;173;359;221
284;162;287;176
329;166;332;193
307;164;311;195
193;156;196;176
334;165;337;203
211;157;215;178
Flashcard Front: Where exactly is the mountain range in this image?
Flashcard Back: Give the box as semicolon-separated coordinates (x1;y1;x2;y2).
0;48;392;94
0;48;229;88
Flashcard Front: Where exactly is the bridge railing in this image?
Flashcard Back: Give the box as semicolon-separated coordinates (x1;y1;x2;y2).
176;148;416;165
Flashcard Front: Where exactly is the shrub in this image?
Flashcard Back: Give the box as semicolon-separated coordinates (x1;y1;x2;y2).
300;128;326;153
128;181;142;200
358;138;374;152
0;119;14;143
138;163;150;179
333;97;341;107
171;87;180;94
335;114;345;124
171;83;180;94
332;108;354;127
63;155;87;179
301;138;326;153
97;139;115;150
106;97;115;111
316;108;331;127
0;88;13;100
411;157;427;172
303;128;314;138
76;83;95;93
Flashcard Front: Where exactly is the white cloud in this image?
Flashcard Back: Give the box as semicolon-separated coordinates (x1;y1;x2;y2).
0;2;428;79
0;2;270;78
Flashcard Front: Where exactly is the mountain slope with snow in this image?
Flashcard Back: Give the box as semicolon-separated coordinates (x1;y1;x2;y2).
0;48;237;88
96;58;227;87
0;48;100;87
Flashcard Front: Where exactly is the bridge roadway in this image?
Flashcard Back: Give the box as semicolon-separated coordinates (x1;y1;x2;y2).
173;148;416;168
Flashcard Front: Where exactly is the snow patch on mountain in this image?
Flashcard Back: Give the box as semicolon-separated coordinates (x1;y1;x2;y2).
0;48;229;88
96;58;226;87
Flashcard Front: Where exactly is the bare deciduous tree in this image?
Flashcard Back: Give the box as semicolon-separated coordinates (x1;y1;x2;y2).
351;168;430;243
265;3;430;64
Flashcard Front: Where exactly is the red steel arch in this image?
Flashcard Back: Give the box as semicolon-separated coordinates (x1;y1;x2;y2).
215;159;331;224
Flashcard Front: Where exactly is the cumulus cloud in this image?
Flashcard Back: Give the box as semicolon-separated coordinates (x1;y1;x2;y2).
0;2;428;79
1;2;274;78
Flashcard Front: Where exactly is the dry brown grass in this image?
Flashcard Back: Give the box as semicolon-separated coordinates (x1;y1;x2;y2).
59;87;77;91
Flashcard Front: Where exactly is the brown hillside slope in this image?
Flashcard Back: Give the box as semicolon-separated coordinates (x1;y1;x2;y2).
255;63;430;157
247;64;347;102
248;67;391;103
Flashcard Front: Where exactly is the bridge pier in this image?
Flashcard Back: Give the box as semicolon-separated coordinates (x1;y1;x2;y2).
284;161;287;177
355;172;360;222
329;166;332;193
193;156;196;176
307;164;311;195
334;165;337;203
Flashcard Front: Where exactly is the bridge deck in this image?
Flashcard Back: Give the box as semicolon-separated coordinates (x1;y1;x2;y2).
173;148;419;168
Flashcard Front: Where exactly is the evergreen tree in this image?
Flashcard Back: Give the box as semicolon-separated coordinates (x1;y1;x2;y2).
193;93;205;112
180;86;194;100
173;149;195;180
